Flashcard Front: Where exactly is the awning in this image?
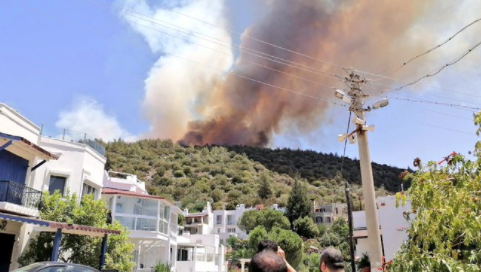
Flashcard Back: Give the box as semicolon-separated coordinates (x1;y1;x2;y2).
0;212;120;237
0;132;59;160
0;212;49;227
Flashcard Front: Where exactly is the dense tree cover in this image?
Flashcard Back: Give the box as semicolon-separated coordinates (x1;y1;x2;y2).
19;192;135;272
238;209;291;233
225;236;252;269
286;180;312;223
388;155;481;271
293;216;320;239
385;113;481;271
225;145;408;192
104;140;394;211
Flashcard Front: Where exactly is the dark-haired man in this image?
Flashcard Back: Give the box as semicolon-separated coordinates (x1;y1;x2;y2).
319;247;345;272
249;250;287;272
257;240;296;272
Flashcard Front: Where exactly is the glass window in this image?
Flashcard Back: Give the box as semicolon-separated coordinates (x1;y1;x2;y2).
48;176;66;195
38;266;67;272
216;215;222;224
164;206;170;220
82;183;97;198
133;198;158;216
70;266;98;272
159;204;165;219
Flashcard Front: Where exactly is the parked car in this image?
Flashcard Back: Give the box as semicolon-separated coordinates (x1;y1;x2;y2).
11;262;100;272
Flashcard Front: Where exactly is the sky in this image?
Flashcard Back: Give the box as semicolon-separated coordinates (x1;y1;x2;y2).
1;0;481;169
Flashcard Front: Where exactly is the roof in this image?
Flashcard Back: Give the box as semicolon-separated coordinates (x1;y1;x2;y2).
0;212;120;237
102;188;165;200
0;132;59;160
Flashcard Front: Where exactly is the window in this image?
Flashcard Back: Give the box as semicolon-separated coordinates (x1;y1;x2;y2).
115;203;124;213
216;215;222;224
227;228;236;233
326;217;331;223
335;208;339;214
191;228;198;234
316;216;323;223
217;228;220;233
227;215;234;225
82;183;97;198
48;176;66;195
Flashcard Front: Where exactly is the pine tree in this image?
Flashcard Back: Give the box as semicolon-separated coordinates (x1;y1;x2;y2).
257;172;273;199
286;179;312;224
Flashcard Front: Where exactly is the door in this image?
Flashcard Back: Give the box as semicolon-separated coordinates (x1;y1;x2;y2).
0;233;15;272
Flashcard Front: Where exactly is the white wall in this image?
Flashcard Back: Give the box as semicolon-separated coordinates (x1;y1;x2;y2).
0;103;40;143
33;137;106;199
353;196;412;262
377;196;412;261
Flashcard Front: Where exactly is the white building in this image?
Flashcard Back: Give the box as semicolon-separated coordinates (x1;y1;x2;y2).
103;171;226;272
313;202;348;225
183;203;285;245
353;195;412;262
0;103;114;271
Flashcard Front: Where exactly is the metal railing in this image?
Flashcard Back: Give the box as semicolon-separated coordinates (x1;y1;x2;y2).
40;125;106;156
0;181;42;208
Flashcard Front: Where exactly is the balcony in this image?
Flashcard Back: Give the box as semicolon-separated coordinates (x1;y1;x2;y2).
0;181;42;215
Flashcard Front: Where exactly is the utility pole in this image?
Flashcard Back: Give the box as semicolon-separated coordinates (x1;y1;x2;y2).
345;182;356;272
335;72;389;271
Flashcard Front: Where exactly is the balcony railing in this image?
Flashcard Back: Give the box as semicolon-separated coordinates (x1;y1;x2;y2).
40;125;106;156
0;181;42;209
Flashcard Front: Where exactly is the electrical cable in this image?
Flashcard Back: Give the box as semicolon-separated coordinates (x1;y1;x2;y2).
393;40;481;92
387;96;481;111
78;0;342;80
26;7;346;108
340;112;352;176
80;0;481;103
22;1;478;141
383;17;481;75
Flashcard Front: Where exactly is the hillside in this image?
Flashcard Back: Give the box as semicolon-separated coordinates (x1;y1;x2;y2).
104;139;407;212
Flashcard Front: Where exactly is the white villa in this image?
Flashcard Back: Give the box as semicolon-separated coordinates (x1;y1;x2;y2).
353;195;412;262
0;103;226;272
103;171;226;272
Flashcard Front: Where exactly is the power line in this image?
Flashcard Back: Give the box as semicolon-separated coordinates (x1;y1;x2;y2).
79;0;342;81
117;15;344;90
387;96;481;111
393;40;481;92
81;0;481;104
384;17;481;75
369;81;481;106
27;6;346;108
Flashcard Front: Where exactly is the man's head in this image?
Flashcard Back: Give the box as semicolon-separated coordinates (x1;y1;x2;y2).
249;250;287;272
258;240;278;253
319;247;345;272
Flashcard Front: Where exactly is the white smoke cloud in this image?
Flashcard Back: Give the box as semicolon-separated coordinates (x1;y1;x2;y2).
56;97;133;142
120;0;233;140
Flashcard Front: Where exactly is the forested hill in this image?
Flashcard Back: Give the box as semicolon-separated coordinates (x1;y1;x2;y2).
104;139;408;212
224;146;409;192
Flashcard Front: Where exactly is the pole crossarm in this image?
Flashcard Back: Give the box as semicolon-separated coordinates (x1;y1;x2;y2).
334;71;386;271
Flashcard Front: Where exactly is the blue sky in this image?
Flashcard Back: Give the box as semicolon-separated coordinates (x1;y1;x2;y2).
1;0;480;169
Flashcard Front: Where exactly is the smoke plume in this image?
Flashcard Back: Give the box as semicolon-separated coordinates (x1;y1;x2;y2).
122;0;481;146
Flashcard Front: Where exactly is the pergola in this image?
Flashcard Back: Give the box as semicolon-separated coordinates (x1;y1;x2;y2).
0;212;120;269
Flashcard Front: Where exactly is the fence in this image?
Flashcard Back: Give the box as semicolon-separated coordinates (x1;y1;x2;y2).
40;125;106;156
0;180;42;208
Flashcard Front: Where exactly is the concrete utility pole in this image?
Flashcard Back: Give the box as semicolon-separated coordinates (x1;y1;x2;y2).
335;73;389;271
